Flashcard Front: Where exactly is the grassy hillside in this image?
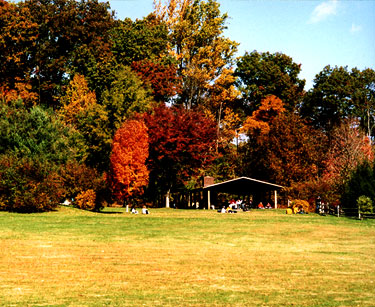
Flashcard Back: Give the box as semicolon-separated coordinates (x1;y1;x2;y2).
0;207;374;306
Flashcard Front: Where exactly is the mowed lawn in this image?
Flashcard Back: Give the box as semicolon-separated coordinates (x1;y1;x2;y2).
0;207;374;306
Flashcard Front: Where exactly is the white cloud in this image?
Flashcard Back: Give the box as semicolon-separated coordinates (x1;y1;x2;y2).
308;0;339;24
350;23;362;33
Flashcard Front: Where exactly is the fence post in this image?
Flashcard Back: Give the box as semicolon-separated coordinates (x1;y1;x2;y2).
337;205;340;218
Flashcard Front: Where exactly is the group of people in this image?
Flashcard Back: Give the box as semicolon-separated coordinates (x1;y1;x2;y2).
217;198;275;213
315;196;327;215
218;199;251;213
257;202;273;209
131;205;150;215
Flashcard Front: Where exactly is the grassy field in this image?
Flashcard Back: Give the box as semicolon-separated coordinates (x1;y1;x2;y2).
0;207;374;306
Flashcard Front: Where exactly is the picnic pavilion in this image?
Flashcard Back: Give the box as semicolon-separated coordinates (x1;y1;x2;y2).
176;176;284;210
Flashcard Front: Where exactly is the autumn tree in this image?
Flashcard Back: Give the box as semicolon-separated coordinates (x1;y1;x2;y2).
154;0;238;109
131;59;182;103
204;67;241;151
235;51;305;115
59;74;97;125
0;0;38;90
239;97;326;188
13;0;115;107
108;120;149;204
264;113;327;187
60;74;111;171
320;120;373;203
241;95;285;138
0;81;38;107
143;104;217;206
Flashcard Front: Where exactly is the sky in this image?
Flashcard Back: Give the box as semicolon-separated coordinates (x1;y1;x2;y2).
105;0;375;90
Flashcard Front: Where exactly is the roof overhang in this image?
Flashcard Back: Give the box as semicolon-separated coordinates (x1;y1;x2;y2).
202;177;283;195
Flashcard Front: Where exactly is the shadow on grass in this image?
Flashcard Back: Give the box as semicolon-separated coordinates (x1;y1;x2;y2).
96;211;124;214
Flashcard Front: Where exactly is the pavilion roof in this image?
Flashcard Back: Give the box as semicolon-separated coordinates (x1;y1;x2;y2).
202;177;283;195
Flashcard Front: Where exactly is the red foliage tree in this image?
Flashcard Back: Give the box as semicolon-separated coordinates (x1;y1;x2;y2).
265;112;327;187
131;59;182;102
320;120;374;203
108;119;149;203
143;104;217;203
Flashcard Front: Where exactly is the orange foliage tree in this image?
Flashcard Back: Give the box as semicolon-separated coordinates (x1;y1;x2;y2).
241;95;285;138
108;119;149;203
239;96;326;190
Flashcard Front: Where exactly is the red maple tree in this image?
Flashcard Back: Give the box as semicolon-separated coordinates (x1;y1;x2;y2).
143;104;217;200
131;59;182;102
108;119;149;203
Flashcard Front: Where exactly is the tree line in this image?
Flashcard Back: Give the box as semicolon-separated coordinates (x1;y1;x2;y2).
0;0;374;213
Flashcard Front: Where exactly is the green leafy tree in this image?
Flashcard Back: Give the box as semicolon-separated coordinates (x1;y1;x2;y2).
341;161;375;215
0;100;85;212
111;14;170;67
299;65;356;133
352;68;375;138
101;66;154;136
75;102;112;172
235;51;305;115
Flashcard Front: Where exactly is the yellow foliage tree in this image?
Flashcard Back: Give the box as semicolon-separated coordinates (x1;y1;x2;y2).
206;67;241;150
60;74;97;125
153;0;238;110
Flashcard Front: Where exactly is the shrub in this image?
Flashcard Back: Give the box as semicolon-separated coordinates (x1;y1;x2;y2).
357;195;373;214
0;102;86;212
290;199;310;213
60;161;105;200
76;189;96;211
0;155;64;212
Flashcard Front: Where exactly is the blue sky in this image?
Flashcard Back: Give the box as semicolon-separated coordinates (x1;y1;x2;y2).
106;0;375;90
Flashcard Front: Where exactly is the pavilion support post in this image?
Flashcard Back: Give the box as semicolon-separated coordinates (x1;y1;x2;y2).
166;189;170;208
274;190;278;209
207;190;211;210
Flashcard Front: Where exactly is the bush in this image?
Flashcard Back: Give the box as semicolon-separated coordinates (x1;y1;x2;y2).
290;199;310;213
357;195;373;214
60;161;105;200
76;189;96;211
0;155;64;212
0;102;86;212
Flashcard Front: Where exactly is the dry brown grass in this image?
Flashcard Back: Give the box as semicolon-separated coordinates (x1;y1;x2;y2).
0;207;374;306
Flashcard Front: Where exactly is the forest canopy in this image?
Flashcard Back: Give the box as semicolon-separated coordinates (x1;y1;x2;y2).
0;0;374;213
